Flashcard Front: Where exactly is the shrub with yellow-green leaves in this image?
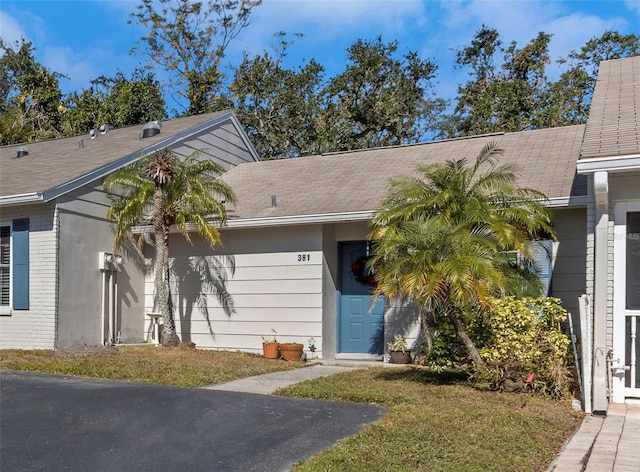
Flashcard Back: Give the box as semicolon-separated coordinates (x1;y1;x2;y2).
475;297;572;397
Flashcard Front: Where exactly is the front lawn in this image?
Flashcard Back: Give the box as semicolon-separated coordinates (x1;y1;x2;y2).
279;367;582;472
0;346;301;387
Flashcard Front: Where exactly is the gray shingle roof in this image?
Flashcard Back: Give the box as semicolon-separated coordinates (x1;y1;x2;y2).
581;55;640;159
223;125;586;220
0;111;249;200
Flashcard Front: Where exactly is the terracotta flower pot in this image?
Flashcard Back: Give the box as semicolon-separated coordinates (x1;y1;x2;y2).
390;350;412;364
262;342;280;359
279;343;304;361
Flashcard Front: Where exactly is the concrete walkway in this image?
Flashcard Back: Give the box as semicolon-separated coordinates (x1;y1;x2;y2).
204;364;358;395
550;403;640;471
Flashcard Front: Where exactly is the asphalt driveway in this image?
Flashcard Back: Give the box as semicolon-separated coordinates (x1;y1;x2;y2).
1;370;385;472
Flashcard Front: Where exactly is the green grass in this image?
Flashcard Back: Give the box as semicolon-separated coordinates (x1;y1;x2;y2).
278;367;582;472
0;349;581;470
0;346;301;387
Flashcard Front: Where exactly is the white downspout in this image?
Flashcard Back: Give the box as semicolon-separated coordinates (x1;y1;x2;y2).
108;271;115;345
592;170;609;414
101;270;107;346
579;294;592;414
114;271;120;344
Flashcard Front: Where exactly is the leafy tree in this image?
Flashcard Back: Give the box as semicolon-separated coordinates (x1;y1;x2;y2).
230;33;325;159
104;149;235;346
543;31;640;126
0;38;66;145
129;0;261;116
320;36;445;151
450;26;552;136
64;68;166;135
446;28;640;136
369;143;555;367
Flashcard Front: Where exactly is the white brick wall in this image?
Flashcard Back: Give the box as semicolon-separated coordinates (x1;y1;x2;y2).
0;203;58;349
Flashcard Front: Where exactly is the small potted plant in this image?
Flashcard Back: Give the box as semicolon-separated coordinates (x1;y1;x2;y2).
262;328;280;359
279;342;304;361
388;334;412;364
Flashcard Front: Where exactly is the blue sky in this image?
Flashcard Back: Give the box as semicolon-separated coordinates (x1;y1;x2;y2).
1;0;639;113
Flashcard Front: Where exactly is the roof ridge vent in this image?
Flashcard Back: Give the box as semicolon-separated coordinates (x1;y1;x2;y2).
16;146;28;158
142;120;162;138
99;124;110;134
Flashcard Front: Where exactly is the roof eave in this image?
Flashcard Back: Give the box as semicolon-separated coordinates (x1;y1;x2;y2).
545;196;588;208
224;210;375;228
577;153;640;174
0;193;43;206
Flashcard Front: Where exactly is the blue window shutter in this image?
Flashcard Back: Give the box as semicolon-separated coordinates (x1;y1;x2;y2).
532;239;553;296
12;218;29;310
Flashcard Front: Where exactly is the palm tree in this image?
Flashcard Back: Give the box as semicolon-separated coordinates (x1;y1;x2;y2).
369;142;555;367
104;149;236;346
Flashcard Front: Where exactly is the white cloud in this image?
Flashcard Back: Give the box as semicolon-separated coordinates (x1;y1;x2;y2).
257;0;426;34
625;0;640;16
0;11;26;45
231;0;427;60
544;12;628;59
40;46;99;89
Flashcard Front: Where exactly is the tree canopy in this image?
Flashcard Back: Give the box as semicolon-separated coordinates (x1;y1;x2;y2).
444;27;640;138
319;36;445;151
230;33;325;159
129;0;261;115
64;69;166;136
4;9;639;153
0;38;66;145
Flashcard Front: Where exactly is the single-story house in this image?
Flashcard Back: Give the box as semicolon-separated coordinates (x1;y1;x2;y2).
1;55;638;412
0;112;259;348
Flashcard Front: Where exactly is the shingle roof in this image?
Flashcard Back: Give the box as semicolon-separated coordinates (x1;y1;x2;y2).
0;111;252;201
581;55;640;159
223;125;586;220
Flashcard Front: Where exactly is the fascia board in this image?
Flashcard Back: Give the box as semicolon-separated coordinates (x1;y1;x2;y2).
577;154;640;174
545;196;588;208
228;113;261;162
0;192;43;206
225;211;375;228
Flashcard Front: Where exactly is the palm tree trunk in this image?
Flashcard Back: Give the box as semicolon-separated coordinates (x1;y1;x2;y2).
445;301;484;368
153;186;179;346
418;304;433;351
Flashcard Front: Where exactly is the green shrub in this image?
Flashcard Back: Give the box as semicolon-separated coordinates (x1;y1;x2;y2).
473;296;572;397
419;330;466;369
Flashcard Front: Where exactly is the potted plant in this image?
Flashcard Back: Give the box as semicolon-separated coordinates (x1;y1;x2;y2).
388;334;412;364
262;328;280;359
279;342;304;361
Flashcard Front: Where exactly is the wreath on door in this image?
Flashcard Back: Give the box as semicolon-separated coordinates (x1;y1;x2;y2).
351;256;377;287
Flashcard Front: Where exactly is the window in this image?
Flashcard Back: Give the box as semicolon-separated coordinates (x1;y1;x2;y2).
0;225;9;306
505;239;553;296
0;219;29;311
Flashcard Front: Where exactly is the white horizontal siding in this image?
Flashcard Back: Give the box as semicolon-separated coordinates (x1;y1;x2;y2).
0;204;58;349
145;248;324;356
172;306;321;322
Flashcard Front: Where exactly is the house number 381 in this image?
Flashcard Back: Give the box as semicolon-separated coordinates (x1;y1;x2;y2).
298;254;311;262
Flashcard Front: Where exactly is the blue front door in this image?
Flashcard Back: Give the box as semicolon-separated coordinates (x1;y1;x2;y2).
338;242;384;354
